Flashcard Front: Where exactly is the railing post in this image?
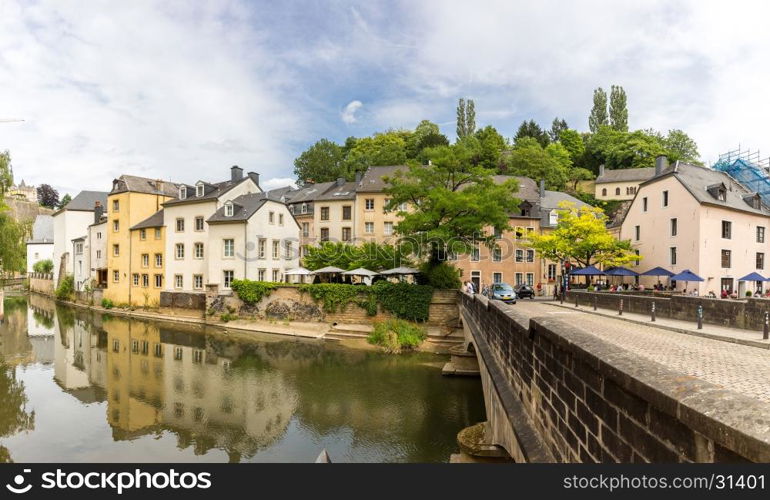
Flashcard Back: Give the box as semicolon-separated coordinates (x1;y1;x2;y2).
697;305;703;330
575;293;579;308
618;298;623;316
593;295;597;311
764;311;769;340
651;301;656;322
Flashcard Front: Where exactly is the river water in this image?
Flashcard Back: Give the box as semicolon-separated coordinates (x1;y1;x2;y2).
0;295;485;463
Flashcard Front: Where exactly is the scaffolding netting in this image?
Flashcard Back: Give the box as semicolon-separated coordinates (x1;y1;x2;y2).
713;148;770;206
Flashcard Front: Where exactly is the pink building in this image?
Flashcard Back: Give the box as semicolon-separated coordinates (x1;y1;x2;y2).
620;157;770;296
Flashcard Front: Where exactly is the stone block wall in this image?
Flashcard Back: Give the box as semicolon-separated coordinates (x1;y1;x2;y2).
29;274;54;295
461;292;770;463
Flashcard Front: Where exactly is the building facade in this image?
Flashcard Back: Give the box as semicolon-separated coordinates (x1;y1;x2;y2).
595;165;656;201
26;214;54;273
52;191;108;285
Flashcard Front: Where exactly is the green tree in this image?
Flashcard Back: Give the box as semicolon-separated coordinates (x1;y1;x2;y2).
0;151;12;197
514;120;550;148
407;120;449;159
293;139;346;183
383;141;520;262
605;129;666;169
503;137;569;190
456;98;467;139
589;87;608;133
302;241;413;271
558;129;586;164
609;85;628;132
58;193;72;209
473;125;507;170
549;117;569;142
663;129;701;164
526;201;640;268
343;132;409;178
37;184;59;209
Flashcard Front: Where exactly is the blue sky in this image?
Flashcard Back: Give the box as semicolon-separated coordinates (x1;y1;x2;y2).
1;0;769;195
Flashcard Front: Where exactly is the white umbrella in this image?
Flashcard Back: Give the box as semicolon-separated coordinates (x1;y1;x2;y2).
284;267;315;276
380;266;419;275
342;268;379;277
313;266;346;274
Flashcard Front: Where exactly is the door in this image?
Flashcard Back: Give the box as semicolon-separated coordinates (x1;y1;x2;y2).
471;271;481;292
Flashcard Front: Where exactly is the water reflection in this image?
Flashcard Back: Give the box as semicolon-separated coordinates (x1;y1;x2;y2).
0;296;484;463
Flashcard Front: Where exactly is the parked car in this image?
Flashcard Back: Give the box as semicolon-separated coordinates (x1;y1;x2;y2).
514;284;535;299
489;283;517;304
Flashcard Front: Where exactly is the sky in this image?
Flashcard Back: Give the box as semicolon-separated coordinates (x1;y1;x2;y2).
2;0;770;196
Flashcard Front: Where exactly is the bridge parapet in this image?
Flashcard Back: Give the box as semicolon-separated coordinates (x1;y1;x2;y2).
460;292;770;462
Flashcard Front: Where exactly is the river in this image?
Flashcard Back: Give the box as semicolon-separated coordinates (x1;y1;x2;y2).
0;294;485;463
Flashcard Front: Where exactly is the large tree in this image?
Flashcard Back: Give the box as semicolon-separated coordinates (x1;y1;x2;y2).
609;85;628;132
455;98;476;139
58;193;72;210
473;125;507;170
302;241;413;271
407;120;449;160
513;119;550;148
664;129;701;164
588;87;609;133
526;201;640;268
503;137;570;190
343;132;409;178
36;184;59;209
383;141;520;262
549;117;569;142
0;151;12;197
293;139;346;183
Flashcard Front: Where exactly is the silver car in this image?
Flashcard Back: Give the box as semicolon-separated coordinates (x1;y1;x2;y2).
490;283;517;304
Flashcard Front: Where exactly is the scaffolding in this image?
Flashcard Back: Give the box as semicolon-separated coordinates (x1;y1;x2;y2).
713;146;770;206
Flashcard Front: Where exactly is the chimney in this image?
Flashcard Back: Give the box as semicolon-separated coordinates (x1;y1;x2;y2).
599;164;605;177
539;179;545;199
336;177;345;186
94;201;103;224
355;171;363;183
248;171;260;188
655;155;668;176
231;165;244;182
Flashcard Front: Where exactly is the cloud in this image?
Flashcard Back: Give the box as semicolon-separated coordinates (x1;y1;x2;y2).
261;177;296;191
341;100;363;124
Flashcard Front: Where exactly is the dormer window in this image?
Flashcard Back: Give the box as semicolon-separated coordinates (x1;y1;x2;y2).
196;182;204;197
224;201;234;217
743;193;762;209
301;203;307;214
707;183;727;202
179;186;187;199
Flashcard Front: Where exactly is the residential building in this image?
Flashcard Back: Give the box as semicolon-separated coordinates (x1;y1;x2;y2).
163;166;262;293
52;191;108;285
205;193;300;290
620;157;770;295
312;177;358;245
104;175;179;305
72;235;89;291
128;209;167;307
355;166;404;244
26;214;54;273
88;209;108;289
595;165;656;201
285;181;334;257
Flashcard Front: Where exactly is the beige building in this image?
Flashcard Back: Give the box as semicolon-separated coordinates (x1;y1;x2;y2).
620;158;770;296
354;166;404;244
595;165;656;201
311;178;358;244
286;181;336;257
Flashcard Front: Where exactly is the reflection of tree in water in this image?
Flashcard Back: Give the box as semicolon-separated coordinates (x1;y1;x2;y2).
0;360;35;463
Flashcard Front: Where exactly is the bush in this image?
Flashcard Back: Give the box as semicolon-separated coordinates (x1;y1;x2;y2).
220;312;238;322
33;259;53;273
368;319;427;353
55;275;74;300
101;298;114;309
372;281;433;322
420;261;461;289
299;283;361;313
230;280;278;305
746;291;753;297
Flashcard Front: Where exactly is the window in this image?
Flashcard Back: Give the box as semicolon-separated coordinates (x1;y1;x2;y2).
193;274;203;289
662;190;669;207
398;202;408;211
721;220;732;239
602;188;607;196
758;252;765;270
615;187;620;196
670;218;677;236
526;273;534;286
113;219;119;232
142;274;149;288
285;241;292;259
113;270;120;283
515;273;523;286
272;269;280;282
272;240;280;259
112;199;119;212
175;243;184;259
176;218;184;232
154;274;162;288
154;343;163;358
224;202;234;217
179;186;187;199
258;269;266;281
223;270;234;288
195;242;205;259
526;250;534;262
224;239;234;258
196;183;204;197
258;239;266;258
174;347;183;360
193;350;204;364
96;250;101;259
97;232;102;239
279;213;284;226
75;242;83;254
670;247;677;265
515;249;523;262
132;274;139;286
174;274;183;289
154;253;162;267
365;199;374;211
635;225;640;240
547;264;557;281
155;228;161;239
721;249;731;268
301;203;308;214
642;197;648;212
113;244;120;256
384;222;394;236
493;272;502;284
302;223;309;237
471;245;480;262
320;207;329;220
759;226;766;243
342;206;352;220
342;227;351;241
139;229;146;240
365;222;374;234
492;246;501;262
320;228;329;241
195;216;204;231
269;211;275;224
141;254;149;267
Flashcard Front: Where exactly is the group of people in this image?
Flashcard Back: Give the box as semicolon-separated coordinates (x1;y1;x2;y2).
463;281;476;294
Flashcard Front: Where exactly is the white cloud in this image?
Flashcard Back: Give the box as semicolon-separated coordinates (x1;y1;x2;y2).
261;177;296;191
341;100;363;124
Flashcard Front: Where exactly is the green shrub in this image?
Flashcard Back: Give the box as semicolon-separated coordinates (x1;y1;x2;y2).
420;261;461;289
230;279;278;305
55;275;75;300
220;312;238;322
33;259;53;273
101;298;114;309
372;281;433;322
299;283;361;313
746;291;753;297
368;319;427;353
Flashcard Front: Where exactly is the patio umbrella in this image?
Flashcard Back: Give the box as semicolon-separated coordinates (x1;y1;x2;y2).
569;264;605;288
380;266;419;275
313;266;345;274
669;269;704;282
342;267;379;286
604;266;639;289
738;272;768;295
641;266;675;289
284;267;314;275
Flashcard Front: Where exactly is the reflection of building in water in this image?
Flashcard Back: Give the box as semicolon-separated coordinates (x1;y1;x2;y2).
53;312;106;404
0;297;33;365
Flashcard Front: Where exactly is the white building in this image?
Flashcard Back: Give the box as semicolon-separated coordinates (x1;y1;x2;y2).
72;235;89;291
162;166;262;292
26;214;54;273
52;192;108;285
88;217;108;288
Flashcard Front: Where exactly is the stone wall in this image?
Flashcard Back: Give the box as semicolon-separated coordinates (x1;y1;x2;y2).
461;292;770;462
567;290;770;331
29;273;54;295
159;291;206;318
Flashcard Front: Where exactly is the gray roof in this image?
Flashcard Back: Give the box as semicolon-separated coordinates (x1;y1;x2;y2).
163;177;256;207
596;167;656;184
207;193;270;224
55;190;108;214
28;214;53;243
356;165;406;193
130;209;164;230
315;180;357;201
110;175;180;196
285;181;336;204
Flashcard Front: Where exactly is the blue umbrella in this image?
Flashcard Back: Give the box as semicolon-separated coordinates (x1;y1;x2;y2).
738;272;767;282
604;266;639;276
640;266;675;277
569;265;605;276
669;269;704;282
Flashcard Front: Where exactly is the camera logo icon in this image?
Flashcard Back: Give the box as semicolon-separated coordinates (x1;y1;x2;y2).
6;469;32;494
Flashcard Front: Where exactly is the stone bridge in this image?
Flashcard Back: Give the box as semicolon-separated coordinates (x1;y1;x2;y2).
457;292;770;463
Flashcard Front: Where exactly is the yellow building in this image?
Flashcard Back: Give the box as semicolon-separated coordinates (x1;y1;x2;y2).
105;175;178;306
355;166;404;244
129;210;167;307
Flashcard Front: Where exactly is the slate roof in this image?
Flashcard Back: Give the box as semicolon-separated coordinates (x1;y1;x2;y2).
54;190;109;214
28;214;53;243
284;182;336;204
110;175;180;196
130;209;165;230
356;165;406;192
595;167;656;184
207;193;269;224
315;180;357;201
163;177;256;207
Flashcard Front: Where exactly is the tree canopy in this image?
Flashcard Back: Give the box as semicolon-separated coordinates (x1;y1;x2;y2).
0;152;27;272
302;241;413;271
293;139;346;183
37;184;60;209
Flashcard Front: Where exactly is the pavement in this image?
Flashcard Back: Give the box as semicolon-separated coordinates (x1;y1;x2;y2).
502;299;770;404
